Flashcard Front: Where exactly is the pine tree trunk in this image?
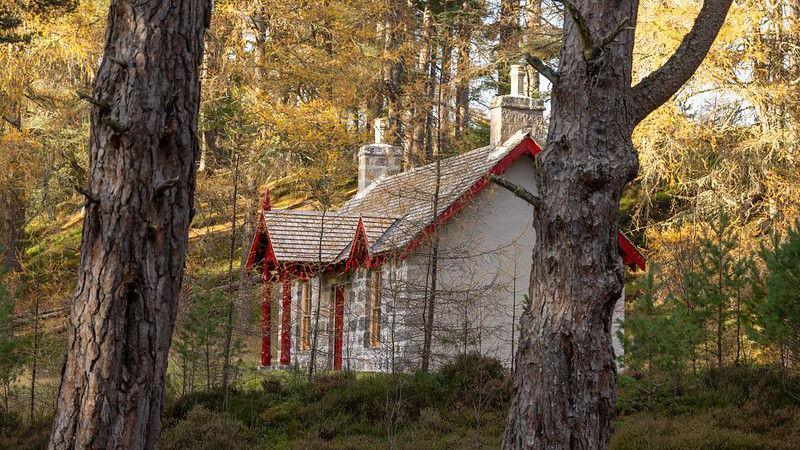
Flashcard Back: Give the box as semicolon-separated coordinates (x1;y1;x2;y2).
454;7;471;136
48;2;211;449
503;0;732;446
0;103;25;272
0;183;25;272
504;17;638;442
497;0;519;94
524;0;541;97
383;0;406;145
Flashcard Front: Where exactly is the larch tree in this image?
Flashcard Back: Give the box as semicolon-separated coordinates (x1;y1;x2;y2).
503;0;733;448
48;1;212;448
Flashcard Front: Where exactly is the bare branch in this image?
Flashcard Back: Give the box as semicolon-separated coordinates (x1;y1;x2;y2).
108;55;129;68
75;185;99;204
553;0;594;60
153;177;180;198
525;54;560;84
596;17;630;52
76;91;109;109
2;115;21;130
631;0;734;124
490;175;540;209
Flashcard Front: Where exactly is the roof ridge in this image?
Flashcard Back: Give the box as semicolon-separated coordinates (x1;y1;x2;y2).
266;209;399;220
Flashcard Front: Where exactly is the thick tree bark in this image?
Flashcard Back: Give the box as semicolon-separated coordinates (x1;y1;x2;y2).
503;0;732;448
1;105;26;272
49;1;211;449
0;183;25;272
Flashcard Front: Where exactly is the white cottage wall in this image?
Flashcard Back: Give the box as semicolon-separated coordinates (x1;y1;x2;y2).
397;156;625;370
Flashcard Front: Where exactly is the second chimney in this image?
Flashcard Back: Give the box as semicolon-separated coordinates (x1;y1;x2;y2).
357;118;403;192
490;65;545;145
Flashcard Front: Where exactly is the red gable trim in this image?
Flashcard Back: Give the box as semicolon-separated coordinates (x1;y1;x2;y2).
246;188;274;272
262;187;272;211
345;217;372;271
397;135;646;270
245;216;265;271
399;137;542;258
619;233;646;271
246;221;279;273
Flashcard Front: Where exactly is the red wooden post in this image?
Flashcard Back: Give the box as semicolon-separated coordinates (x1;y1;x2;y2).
260;263;271;367
280;269;292;366
333;285;345;370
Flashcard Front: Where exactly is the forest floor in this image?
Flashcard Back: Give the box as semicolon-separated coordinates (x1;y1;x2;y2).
3;360;799;449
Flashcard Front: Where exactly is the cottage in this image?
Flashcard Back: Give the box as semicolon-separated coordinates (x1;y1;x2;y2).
246;66;645;373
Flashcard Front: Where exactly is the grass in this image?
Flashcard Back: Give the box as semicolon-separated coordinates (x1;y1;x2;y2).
159;355;510;450
1;362;798;449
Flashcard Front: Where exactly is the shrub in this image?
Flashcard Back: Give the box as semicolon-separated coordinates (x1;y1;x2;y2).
0;414;52;450
439;353;511;407
160;405;256;450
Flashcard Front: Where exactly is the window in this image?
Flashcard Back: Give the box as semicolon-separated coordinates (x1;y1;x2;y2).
369;269;382;348
300;282;311;351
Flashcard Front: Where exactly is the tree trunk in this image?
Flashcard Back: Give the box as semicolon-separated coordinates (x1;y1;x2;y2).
30;295;39;423
0;183;25;272
503;0;732;447
383;0;406;145
221;152;240;409
48;2;211;449
420;160;441;372
497;0;519;95
454;5;471;136
409;3;433;165
524;0;541;97
437;36;452;155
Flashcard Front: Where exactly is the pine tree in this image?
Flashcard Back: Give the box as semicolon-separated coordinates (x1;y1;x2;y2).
0;279;22;413
753;222;800;370
622;265;701;393
684;212;751;368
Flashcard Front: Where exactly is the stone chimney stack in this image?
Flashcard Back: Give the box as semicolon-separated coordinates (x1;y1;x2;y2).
357;118;403;192
490;64;546;145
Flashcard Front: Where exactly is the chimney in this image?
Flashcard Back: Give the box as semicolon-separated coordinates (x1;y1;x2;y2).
357;118;403;192
490;64;546;145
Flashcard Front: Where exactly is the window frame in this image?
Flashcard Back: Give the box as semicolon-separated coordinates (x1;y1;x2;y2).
300;281;312;351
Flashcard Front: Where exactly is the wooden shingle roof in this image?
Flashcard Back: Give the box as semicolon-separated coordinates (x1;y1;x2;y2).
248;130;645;271
263;210;399;264
341;131;534;252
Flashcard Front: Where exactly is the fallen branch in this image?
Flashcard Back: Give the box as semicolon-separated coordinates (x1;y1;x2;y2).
2;115;21;130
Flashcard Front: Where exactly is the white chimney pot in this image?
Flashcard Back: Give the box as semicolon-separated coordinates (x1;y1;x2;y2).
509;64;527;97
374;118;387;145
489;65;546;145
